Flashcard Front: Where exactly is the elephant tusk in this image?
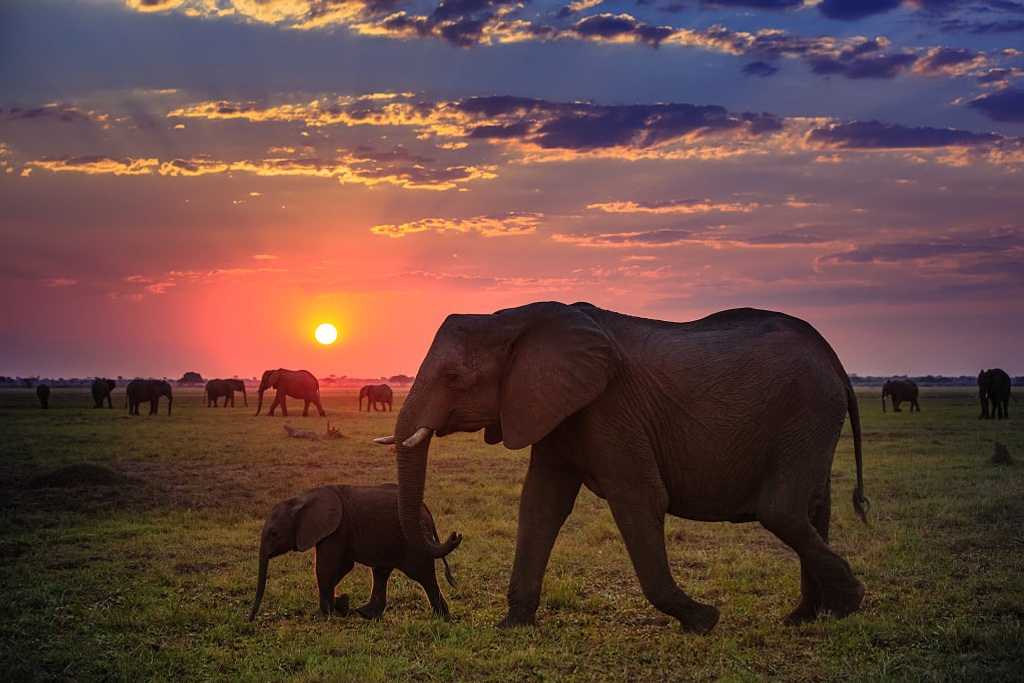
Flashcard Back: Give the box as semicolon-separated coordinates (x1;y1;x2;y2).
402;427;433;448
373;435;396;445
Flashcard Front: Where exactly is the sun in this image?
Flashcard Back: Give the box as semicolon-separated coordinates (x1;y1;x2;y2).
314;322;338;345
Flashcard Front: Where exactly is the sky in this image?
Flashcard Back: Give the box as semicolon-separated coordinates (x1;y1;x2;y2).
1;0;1022;379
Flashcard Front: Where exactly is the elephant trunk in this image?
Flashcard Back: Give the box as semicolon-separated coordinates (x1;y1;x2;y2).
167;394;173;416
249;550;270;621
394;386;458;559
241;386;247;407
256;383;267;415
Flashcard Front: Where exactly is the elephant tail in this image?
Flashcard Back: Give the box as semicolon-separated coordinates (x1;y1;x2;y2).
429;520;457;587
846;381;869;524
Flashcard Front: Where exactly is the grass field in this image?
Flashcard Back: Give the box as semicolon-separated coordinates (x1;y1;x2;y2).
1;386;1022;681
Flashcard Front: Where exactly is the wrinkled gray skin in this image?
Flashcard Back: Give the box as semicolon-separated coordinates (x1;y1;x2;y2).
126;379;173;416
380;302;867;633
359;384;393;412
205;379;247;407
36;384;50;409
978;368;1012;419
255;369;325;417
881;379;919;413
249;484;459;622
91;378;116;408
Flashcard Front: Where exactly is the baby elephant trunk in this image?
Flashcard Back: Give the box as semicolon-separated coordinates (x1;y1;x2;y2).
249;552;270;621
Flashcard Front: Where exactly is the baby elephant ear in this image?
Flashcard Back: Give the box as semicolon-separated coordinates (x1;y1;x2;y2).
294;487;343;551
500;305;618;450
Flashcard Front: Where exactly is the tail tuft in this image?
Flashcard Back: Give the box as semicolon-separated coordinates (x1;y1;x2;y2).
442;557;456;587
852;488;870;525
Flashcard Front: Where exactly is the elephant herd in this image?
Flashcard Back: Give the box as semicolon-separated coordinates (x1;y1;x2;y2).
878;369;1014;420
20;302;1018;635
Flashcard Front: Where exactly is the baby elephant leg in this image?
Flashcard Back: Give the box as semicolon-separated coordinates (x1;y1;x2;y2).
357;567;393;619
317;556;353;617
406;560;451;621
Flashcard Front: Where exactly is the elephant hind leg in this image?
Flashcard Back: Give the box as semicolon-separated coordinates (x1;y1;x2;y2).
782;483;831;624
758;476;863;623
357;567;393;620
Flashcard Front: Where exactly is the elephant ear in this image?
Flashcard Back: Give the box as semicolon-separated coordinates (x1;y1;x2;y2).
293;488;343;551
500;306;618;450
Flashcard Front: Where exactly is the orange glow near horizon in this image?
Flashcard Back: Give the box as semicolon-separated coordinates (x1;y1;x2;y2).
314;322;338;345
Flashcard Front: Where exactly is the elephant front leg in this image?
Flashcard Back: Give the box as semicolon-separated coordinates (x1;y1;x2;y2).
315;552;354;617
500;449;582;628
607;494;720;634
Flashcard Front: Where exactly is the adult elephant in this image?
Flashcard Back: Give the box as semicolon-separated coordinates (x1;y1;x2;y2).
255;369;325;417
978;368;1012;420
206;379;247;407
359;384;393;412
881;379;919;413
91;378;117;408
126;379;173;416
374;302;867;633
36;384;50;409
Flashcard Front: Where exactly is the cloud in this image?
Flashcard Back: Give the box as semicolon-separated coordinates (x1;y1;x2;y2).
2;103;110;126
587;198;760;214
742;61;779;77
820;229;1024;266
968;89;1024;123
807;120;1003;149
912;47;990;77
569;14;675;47
371;212;542;237
25;148;496;190
807;51;918;80
26;156;159;175
552;228;700;248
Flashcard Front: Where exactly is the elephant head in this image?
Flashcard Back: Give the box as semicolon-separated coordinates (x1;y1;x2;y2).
376;302;618;558
229;379;247;406
249;487;343;621
157;380;173;415
255;370;281;415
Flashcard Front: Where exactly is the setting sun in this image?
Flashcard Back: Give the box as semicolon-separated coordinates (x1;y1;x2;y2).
314;323;338;345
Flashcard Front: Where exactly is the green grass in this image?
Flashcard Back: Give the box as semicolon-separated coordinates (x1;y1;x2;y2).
1;387;1022;681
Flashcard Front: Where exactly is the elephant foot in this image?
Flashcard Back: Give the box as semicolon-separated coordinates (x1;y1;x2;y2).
497;606;537;628
821;578;864;618
783;599;820;626
355;603;385;620
676;601;719;635
333;594;350;616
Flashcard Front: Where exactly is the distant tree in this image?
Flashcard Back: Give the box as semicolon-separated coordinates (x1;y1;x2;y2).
179;371;204;384
388;374;414;384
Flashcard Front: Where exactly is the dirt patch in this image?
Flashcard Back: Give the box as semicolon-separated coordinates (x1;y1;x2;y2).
28;464;137;489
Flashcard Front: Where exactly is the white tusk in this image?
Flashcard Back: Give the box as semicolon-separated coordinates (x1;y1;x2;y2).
402;427;433;448
373;435;396;445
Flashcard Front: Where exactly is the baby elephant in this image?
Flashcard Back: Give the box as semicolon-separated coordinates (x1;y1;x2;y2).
249;484;461;622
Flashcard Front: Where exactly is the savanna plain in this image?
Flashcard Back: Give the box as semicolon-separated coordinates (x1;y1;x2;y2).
1;387;1022;682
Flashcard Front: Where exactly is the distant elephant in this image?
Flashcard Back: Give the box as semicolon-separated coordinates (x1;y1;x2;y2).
91;378;116;408
881;379;919;413
249;484;458;622
126;379;173;416
206;379;247;407
255;369;325;417
359;384;393;412
375;302;867;633
978;368;1012;419
36;384;50;409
